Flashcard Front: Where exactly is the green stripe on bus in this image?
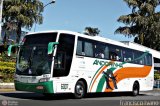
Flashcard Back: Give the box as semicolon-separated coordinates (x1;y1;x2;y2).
15;81;54;93
89;65;105;89
96;67;116;92
96;75;106;92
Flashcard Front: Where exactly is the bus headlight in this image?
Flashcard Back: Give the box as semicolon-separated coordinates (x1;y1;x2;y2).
39;78;50;82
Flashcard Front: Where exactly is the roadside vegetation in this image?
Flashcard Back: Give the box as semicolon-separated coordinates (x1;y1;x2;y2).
0;52;16;82
154;71;160;80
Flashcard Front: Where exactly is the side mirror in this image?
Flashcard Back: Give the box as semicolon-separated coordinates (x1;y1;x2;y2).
48;42;59;55
8;44;20;56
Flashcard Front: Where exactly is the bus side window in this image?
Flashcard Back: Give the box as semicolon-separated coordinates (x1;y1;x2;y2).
109;45;122;61
147;54;152;66
94;43;105;59
133;51;145;65
76;38;95;57
123;49;133;63
144;54;152;66
140;57;145;65
104;46;109;59
84;42;94;57
133;51;139;64
54;52;66;69
76;40;83;55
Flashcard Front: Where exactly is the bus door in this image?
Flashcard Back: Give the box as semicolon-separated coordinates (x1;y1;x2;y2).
53;33;75;78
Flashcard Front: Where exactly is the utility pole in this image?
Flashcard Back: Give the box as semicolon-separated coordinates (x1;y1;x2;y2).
34;0;56;32
0;0;3;43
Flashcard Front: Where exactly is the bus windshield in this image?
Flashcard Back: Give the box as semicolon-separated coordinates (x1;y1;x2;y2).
16;33;57;76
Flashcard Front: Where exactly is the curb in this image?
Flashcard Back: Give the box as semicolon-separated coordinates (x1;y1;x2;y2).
0;89;15;92
153;88;160;91
0;83;14;89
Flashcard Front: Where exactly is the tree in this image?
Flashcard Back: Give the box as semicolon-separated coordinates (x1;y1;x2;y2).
115;0;160;50
2;0;44;43
84;27;100;36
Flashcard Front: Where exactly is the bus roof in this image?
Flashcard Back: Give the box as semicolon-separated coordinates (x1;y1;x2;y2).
122;41;160;59
26;30;160;57
27;30;129;48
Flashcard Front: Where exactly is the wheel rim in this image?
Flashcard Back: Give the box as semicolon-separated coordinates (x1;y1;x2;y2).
76;84;84;96
133;84;139;95
133;88;138;95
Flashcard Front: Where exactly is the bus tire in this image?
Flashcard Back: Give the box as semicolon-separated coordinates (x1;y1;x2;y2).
74;81;86;99
132;82;139;96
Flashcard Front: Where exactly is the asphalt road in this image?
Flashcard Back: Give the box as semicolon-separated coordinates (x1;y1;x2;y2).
0;90;160;106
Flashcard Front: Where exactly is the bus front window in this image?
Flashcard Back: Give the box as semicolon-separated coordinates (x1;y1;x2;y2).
16;33;57;76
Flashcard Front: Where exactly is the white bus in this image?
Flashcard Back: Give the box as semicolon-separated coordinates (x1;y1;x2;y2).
8;30;154;98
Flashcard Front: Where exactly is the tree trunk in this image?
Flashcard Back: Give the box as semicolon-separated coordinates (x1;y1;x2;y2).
139;33;144;45
16;23;22;44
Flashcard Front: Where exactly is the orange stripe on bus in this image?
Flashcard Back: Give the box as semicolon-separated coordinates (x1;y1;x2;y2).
104;66;152;92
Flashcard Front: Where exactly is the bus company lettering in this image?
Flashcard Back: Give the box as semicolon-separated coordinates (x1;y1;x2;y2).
93;59;123;68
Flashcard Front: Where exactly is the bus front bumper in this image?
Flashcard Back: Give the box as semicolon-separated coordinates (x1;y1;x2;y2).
14;81;54;93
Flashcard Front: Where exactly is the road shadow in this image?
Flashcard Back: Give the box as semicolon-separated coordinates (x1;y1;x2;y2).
85;92;146;98
0;92;74;101
0;92;147;101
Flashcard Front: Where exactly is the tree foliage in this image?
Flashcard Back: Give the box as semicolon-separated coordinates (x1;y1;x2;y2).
84;27;100;36
2;0;44;43
115;0;160;50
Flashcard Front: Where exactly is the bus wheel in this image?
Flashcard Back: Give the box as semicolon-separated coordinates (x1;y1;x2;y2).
74;81;86;99
132;82;139;96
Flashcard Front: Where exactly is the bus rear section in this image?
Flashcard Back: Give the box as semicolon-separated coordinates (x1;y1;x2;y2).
73;36;154;97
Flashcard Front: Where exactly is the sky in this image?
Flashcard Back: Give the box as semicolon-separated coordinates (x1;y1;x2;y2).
30;0;135;41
